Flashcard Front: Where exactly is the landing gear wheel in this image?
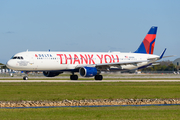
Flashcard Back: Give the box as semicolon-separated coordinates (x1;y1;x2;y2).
95;75;103;80
23;76;28;80
70;75;78;80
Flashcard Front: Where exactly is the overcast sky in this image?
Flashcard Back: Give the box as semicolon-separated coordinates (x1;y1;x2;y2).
0;0;180;64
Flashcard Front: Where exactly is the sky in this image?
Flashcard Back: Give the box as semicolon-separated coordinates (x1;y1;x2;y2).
0;0;180;64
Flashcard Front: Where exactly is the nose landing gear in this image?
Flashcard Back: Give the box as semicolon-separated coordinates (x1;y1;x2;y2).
23;72;29;80
23;76;28;80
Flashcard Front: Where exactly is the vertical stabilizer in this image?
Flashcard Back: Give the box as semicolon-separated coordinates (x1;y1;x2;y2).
134;26;157;54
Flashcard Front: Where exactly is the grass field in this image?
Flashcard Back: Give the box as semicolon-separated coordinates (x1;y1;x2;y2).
0;106;180;120
0;82;180;101
0;81;180;119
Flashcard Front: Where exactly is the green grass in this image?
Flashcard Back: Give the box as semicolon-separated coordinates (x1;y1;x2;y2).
0;106;180;120
0;82;180;119
0;82;180;101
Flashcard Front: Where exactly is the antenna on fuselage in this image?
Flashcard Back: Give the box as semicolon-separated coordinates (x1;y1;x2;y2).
49;49;50;52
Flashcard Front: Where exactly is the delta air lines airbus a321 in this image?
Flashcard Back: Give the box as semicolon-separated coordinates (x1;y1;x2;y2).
7;26;167;80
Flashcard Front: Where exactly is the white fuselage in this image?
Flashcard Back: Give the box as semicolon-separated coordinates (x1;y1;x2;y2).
6;51;159;71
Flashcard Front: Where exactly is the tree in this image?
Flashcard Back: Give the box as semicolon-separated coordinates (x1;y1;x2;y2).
0;63;7;69
141;61;176;71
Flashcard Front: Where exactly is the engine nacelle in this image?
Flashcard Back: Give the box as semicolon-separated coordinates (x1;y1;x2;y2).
79;67;98;77
43;71;63;77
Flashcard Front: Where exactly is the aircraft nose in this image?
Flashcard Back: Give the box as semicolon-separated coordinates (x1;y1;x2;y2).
6;60;16;69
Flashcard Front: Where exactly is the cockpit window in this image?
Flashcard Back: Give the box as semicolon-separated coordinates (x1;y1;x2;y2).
12;57;17;59
12;56;24;59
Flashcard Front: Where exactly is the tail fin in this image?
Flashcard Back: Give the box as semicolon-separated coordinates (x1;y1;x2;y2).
134;26;157;54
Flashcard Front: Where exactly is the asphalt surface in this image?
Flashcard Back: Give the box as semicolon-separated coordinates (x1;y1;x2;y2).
0;80;180;82
1;73;180;82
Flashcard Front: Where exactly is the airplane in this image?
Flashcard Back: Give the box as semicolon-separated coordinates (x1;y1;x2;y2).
6;26;167;80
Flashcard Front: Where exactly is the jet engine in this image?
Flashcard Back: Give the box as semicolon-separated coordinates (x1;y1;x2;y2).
43;71;63;77
79;67;98;77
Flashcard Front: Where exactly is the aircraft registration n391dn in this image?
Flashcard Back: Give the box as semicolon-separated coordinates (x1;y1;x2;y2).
7;26;167;80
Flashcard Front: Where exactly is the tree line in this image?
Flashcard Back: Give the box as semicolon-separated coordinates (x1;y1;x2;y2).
0;63;7;69
141;60;177;71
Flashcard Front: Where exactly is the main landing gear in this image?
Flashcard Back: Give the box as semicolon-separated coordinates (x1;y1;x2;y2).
94;75;103;80
70;72;78;80
70;75;78;80
70;73;103;80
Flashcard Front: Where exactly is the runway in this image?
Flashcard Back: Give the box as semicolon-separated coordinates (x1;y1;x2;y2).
0;80;180;82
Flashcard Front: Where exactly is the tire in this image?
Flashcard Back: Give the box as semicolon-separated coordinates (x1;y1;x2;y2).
74;75;78;80
70;75;78;80
98;75;103;80
95;75;98;80
95;75;103;80
70;75;73;80
23;76;28;80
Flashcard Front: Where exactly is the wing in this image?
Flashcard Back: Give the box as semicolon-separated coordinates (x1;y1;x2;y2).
95;60;148;66
75;59;149;69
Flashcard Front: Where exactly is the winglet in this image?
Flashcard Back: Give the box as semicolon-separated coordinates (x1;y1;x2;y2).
159;48;166;59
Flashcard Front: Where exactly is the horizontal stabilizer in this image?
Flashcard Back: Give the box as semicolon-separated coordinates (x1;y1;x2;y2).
161;55;176;58
159;48;166;59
